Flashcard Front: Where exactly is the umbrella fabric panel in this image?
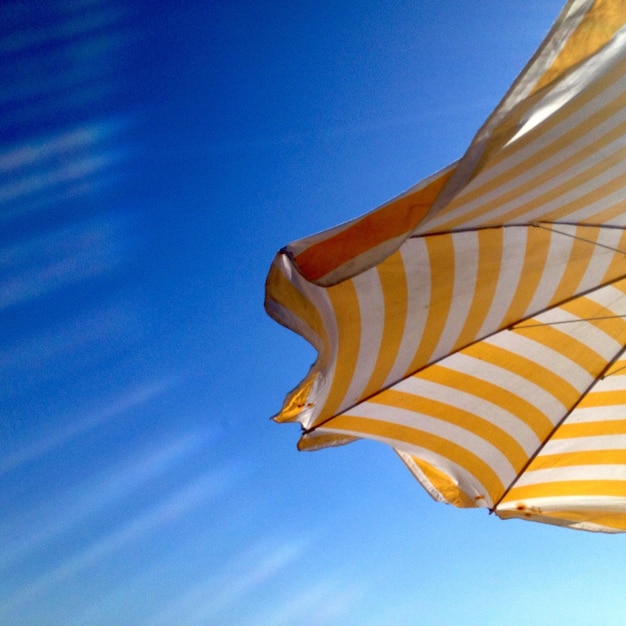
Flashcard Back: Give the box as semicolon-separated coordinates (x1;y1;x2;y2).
426;0;626;224
269;223;626;432
418;34;626;234
498;287;626;531
300;279;626;523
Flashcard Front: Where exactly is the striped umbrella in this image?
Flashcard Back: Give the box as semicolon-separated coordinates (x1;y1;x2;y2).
265;0;626;532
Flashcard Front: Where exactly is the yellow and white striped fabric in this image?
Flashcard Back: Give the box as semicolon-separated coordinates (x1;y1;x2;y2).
265;0;626;532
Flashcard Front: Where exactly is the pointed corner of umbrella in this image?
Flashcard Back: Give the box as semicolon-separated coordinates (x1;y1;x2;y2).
495;498;626;533
269;372;319;425
297;429;359;452
395;450;487;509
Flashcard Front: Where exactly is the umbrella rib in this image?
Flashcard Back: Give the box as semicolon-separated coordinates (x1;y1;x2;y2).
604;362;626;378
531;221;626;256
512;314;626;329
490;343;626;515
411;222;626;240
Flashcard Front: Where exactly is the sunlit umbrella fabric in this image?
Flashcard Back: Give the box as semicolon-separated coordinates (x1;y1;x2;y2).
265;0;626;532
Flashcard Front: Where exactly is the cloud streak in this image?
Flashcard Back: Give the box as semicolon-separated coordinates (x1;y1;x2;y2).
147;537;311;626
0;380;172;476
0;465;239;619
0;430;211;569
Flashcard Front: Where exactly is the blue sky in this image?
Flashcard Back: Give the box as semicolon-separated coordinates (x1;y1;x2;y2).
3;1;626;624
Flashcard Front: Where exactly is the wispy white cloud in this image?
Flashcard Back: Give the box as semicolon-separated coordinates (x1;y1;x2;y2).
0;380;172;475
183;102;492;158
0;4;126;57
147;538;311;626
0;114;133;228
255;578;368;626
0;303;136;380
0;465;239;619
0;430;211;568
0;216;129;309
0;118;123;172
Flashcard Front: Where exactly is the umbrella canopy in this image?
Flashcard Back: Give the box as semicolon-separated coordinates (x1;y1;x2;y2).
265;0;626;532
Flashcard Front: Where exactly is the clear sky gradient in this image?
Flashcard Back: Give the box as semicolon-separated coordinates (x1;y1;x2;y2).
2;1;626;624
